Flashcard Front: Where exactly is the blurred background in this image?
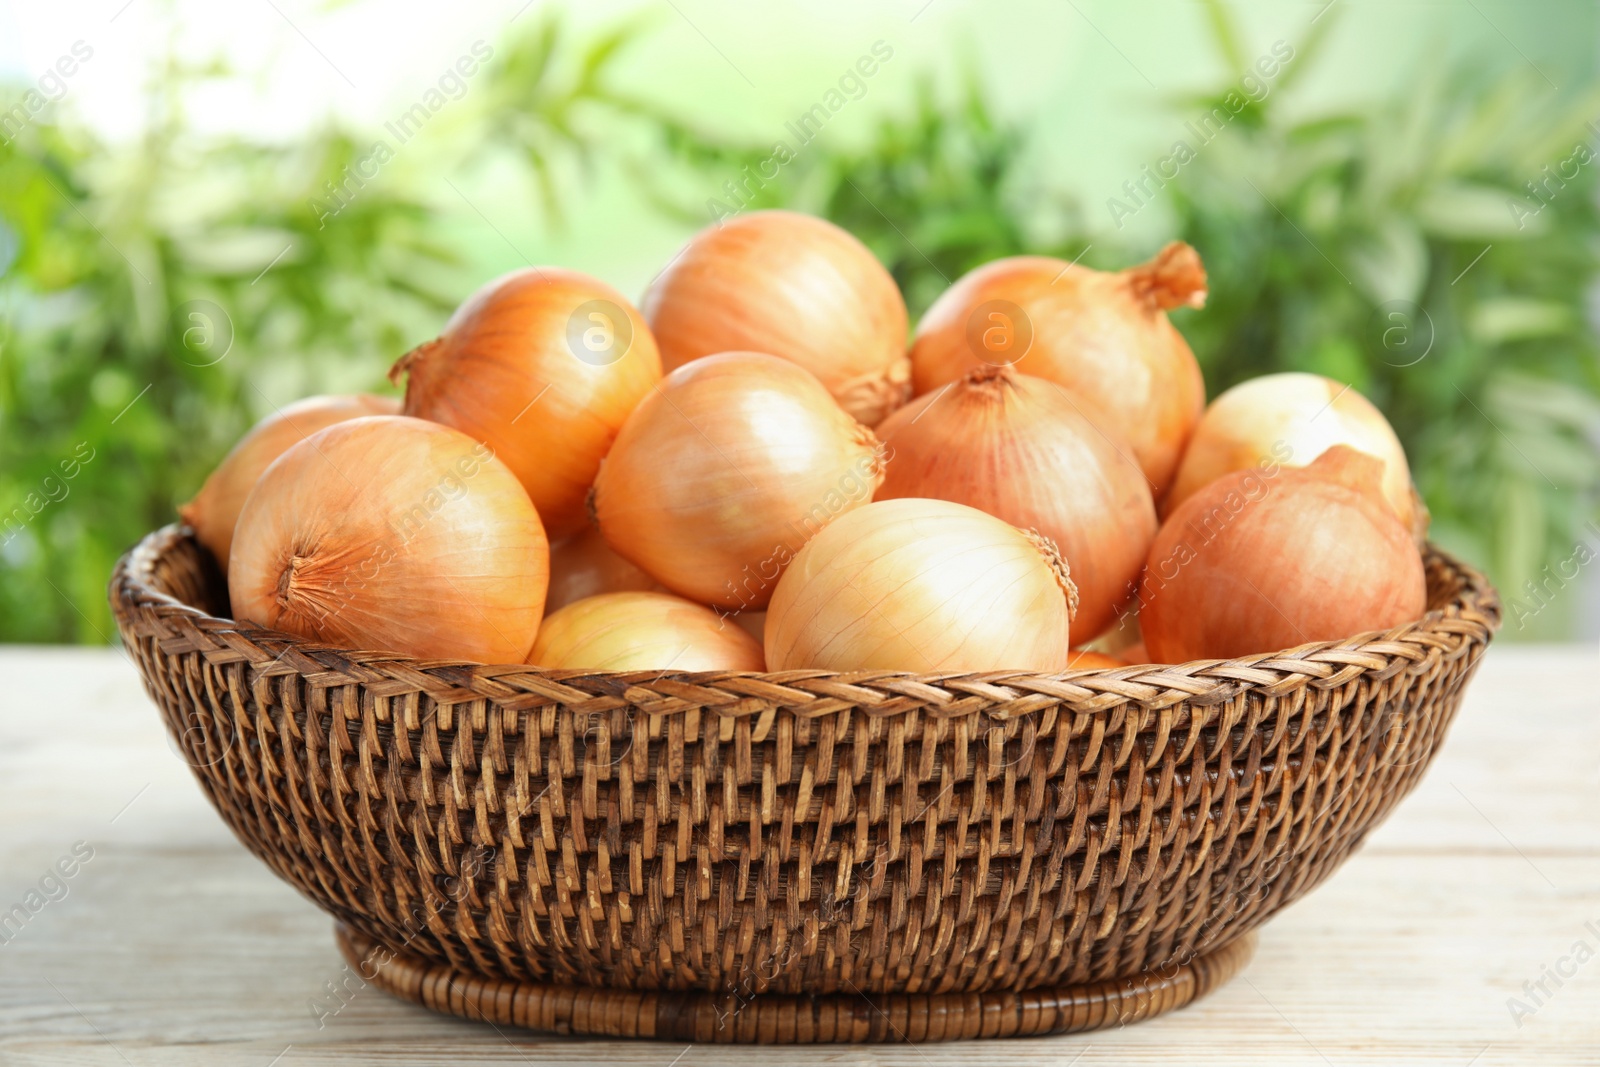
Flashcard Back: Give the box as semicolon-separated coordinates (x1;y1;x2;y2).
2;0;1597;643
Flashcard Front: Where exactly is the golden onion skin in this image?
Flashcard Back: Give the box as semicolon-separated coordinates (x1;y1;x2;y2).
643;211;910;425
394;268;661;539
229;415;548;663
876;366;1156;642
1165;371;1420;536
765;497;1077;673
180;393;400;570
529;591;764;671
910;243;1207;495
592;352;883;610
544;527;659;615
1140;446;1425;664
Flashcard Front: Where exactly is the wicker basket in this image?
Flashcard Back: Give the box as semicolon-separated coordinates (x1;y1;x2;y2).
110;524;1499;1043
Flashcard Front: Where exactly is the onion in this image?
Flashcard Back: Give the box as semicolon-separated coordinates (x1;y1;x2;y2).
1067;649;1125;670
229;415;548;663
545;527;659;615
1119;641;1156;665
1165;371;1425;538
642;211;910;425
392;267;662;539
875;366;1156;641
592;352;884;609
179;393;399;570
909;242;1207;494
1139;445;1426;663
529;591;764;671
764;498;1078;672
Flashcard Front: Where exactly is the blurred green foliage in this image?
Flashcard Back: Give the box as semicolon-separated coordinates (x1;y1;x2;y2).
2;4;1596;641
0;19;633;641
1166;51;1600;636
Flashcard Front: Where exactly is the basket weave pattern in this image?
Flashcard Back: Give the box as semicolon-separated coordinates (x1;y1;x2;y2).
111;525;1498;1000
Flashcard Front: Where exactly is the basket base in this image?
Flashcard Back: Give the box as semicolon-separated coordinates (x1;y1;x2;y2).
334;925;1255;1043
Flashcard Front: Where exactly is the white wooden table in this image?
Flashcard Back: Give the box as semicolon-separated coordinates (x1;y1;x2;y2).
0;645;1595;1065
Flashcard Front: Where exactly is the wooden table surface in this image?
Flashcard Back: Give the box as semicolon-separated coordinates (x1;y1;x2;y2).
0;644;1595;1065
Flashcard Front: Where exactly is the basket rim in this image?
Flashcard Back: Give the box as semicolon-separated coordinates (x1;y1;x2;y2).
109;523;1501;719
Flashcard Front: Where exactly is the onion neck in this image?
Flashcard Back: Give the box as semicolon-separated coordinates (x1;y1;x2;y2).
274;553;307;612
955;365;1030;419
852;423;889;490
389;337;444;389
1022;528;1079;622
961;363;1020;393
1127;241;1208;311
837;355;913;426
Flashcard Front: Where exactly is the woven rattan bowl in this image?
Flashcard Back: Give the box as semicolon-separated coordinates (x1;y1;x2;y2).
110;524;1498;1043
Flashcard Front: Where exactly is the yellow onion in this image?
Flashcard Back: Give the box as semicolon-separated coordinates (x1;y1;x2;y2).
392;267;661;538
179;393;399;570
642;210;910;425
544;527;659;615
592;352;884;610
764;498;1078;672
1139;446;1426;663
876;366;1155;641
909;243;1208;493
1165;371;1424;538
529;591;764;671
229;415;548;662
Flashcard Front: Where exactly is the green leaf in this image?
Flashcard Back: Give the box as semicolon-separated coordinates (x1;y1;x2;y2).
1348;218;1427;305
1273;6;1339;96
1469;299;1575;345
1414;181;1530;239
1197;0;1249;75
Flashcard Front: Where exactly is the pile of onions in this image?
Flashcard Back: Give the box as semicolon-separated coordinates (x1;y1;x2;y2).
642;211;910;425
592;352;883;609
392;267;661;539
1139;446;1426;663
875;365;1156;641
529;592;764;671
545;528;658;614
1165;371;1425;538
178;210;1441;677
228;416;548;663
180;393;399;570
764;498;1078;672
909;242;1208;494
